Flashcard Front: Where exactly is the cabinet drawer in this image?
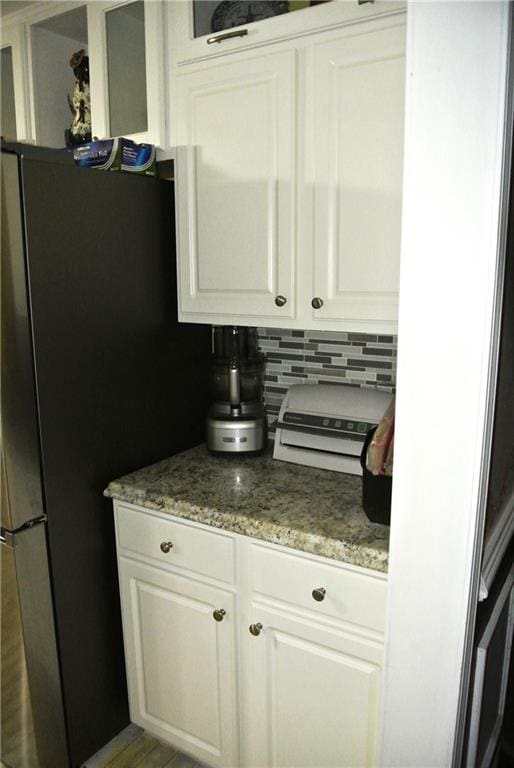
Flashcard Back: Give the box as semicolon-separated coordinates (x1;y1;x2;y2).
250;544;386;633
115;504;236;584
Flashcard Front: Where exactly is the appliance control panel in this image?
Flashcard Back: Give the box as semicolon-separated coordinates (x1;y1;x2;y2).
281;411;374;441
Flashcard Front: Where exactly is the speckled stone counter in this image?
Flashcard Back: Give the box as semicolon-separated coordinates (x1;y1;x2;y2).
105;444;389;573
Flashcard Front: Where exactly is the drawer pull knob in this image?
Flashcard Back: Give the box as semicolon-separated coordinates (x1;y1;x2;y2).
275;295;287;307
249;622;263;636
213;609;226;622
160;541;173;553
311;297;324;310
312;587;326;602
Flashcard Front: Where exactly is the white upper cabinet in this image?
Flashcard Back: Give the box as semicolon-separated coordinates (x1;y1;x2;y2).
87;0;165;145
1;0;165;149
310;22;405;328
175;49;297;321
173;7;406;332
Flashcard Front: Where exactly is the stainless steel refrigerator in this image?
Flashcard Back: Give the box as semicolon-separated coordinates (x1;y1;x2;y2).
0;145;211;768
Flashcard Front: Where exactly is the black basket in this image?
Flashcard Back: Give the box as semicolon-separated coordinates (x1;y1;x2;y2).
360;427;392;526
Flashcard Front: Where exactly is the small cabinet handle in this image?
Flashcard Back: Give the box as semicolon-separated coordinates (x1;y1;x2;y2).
275;295;287;307
311;297;324;310
312;587;326;602
207;29;249;44
160;541;173;553
213;609;226;622
249;622;263;636
358;0;375;4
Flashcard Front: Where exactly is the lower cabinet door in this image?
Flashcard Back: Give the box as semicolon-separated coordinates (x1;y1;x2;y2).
118;557;238;768
242;603;383;768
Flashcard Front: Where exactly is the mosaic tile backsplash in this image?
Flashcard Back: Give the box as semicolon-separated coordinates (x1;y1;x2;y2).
257;328;397;435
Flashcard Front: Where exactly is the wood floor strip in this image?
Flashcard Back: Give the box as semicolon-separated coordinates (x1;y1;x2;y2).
162;752;199;768
82;725;201;768
105;733;160;768
133;741;179;768
83;724;143;767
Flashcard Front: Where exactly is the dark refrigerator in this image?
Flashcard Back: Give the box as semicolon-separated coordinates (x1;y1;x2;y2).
0;146;211;768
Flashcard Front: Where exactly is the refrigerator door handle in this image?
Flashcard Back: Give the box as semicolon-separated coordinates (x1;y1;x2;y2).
0;529;15;547
0;515;47;546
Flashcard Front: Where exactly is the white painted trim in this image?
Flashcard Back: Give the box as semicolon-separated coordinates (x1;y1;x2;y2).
141;0;166;147
24;16;37;143
453;5;514;758
380;3;511;766
88;0;166;146
87;1;110;140
0;1;83;29
0;22;31;141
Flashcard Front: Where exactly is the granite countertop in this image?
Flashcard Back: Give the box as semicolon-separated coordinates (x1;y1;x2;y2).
105;444;389;573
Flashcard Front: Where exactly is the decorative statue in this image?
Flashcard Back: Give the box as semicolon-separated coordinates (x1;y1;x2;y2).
65;49;92;147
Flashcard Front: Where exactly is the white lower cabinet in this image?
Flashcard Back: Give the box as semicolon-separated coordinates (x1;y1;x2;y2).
242;603;382;768
118;558;239;767
114;502;386;768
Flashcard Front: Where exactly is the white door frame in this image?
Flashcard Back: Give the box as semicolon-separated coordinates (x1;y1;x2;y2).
380;2;512;766
0;22;31;141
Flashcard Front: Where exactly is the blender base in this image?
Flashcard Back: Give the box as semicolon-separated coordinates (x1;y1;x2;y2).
206;413;267;454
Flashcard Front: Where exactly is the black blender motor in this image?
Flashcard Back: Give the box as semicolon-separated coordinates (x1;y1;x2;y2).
206;326;267;454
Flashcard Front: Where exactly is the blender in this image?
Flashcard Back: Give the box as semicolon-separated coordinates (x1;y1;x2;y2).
206;326;267;454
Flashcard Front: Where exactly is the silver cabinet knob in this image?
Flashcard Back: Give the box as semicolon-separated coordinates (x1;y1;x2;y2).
213;609;226;622
249;623;263;636
160;541;173;553
312;587;326;602
311;297;324;310
275;295;287;307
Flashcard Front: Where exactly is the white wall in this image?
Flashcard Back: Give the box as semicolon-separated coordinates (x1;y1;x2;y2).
381;2;511;766
31;22;87;147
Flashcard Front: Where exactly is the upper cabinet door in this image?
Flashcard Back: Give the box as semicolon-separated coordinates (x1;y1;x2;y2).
87;0;165;145
310;21;406;331
175;49;297;323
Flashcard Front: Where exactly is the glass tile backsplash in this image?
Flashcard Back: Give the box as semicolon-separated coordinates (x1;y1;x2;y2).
257;327;397;435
